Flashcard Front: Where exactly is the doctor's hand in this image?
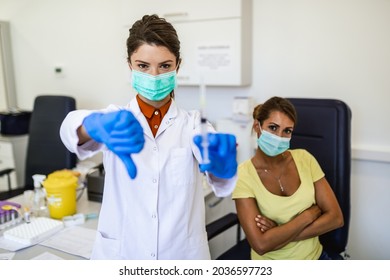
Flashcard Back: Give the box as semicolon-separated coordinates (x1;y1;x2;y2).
193;133;237;179
83;110;145;179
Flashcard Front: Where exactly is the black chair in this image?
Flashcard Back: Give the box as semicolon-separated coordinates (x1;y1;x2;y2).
287;98;351;259
206;213;251;260
0;95;77;200
206;98;351;260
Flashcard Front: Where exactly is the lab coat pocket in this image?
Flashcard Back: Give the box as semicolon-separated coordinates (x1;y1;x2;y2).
91;231;121;260
168;147;194;186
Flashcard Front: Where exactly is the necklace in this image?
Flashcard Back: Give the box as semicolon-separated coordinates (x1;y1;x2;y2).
263;169;285;192
261;155;291;193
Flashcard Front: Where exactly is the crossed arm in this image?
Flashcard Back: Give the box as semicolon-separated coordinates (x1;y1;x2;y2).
235;177;344;256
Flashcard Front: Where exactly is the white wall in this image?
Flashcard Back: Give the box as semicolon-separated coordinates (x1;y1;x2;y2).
1;0;389;259
349;159;390;259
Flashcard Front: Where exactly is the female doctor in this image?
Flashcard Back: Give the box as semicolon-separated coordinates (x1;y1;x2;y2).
60;14;237;260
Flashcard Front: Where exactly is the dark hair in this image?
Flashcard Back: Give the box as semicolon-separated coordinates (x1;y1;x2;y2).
126;14;181;65
253;96;297;125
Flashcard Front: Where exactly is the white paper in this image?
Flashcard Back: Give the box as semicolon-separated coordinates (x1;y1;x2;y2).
0;252;15;260
40;226;96;259
196;43;232;70
0;236;32;251
31;251;64;260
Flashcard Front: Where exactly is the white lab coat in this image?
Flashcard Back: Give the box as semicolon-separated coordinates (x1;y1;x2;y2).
60;98;237;260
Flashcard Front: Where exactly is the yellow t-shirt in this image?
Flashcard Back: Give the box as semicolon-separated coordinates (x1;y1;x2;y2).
232;149;324;260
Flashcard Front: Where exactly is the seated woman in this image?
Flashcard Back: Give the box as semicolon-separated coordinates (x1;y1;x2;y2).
232;96;344;260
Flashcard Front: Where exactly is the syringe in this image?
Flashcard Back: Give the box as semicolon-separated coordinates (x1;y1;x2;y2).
200;78;210;164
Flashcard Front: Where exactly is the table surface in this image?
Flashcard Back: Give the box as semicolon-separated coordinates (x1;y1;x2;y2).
0;190;102;260
0;182;214;260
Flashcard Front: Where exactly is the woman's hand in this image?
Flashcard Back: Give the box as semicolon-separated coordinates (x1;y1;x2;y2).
254;214;277;232
254;204;321;233
301;204;322;224
193;133;237;179
82;110;145;179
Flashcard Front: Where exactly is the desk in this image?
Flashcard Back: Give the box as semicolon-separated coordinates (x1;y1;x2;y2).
1;183;233;260
0;191;101;260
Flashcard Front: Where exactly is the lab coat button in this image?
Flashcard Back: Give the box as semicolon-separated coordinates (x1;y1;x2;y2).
152;214;156;218
152;179;157;183
153;146;157;151
151;253;156;257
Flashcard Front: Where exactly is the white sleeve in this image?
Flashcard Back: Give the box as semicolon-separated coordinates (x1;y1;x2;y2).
59;109;105;160
205;172;237;198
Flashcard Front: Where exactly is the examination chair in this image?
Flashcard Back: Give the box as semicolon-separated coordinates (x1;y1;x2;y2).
0;95;77;200
206;98;352;260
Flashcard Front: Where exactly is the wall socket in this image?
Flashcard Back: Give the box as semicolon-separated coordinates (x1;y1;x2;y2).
54;66;64;77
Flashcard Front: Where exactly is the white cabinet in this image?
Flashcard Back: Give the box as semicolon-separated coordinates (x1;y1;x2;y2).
121;0;242;23
0;135;28;191
121;0;252;86
216;118;256;164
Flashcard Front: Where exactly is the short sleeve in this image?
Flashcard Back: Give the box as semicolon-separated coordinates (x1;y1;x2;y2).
306;151;325;182
232;160;257;199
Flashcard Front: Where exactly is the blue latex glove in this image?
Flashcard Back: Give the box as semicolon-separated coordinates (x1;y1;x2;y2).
193;133;237;179
83;110;145;179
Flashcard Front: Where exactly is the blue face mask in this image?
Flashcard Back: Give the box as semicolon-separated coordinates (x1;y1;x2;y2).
131;70;177;101
257;127;290;157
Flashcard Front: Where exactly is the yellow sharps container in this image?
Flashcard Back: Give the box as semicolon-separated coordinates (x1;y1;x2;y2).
42;170;78;219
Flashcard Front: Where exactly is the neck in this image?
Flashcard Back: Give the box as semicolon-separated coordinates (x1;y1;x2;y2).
253;149;286;169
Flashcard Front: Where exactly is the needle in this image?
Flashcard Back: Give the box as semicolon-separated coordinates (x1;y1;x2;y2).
200;77;210;164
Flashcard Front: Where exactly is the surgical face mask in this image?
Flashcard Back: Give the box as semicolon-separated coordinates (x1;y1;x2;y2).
131;70;177;101
257;127;290;157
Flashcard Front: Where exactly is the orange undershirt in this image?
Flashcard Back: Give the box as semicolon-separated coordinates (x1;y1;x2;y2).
136;95;172;137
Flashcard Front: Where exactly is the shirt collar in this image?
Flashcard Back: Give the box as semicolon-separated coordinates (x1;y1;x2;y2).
136;94;172;119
